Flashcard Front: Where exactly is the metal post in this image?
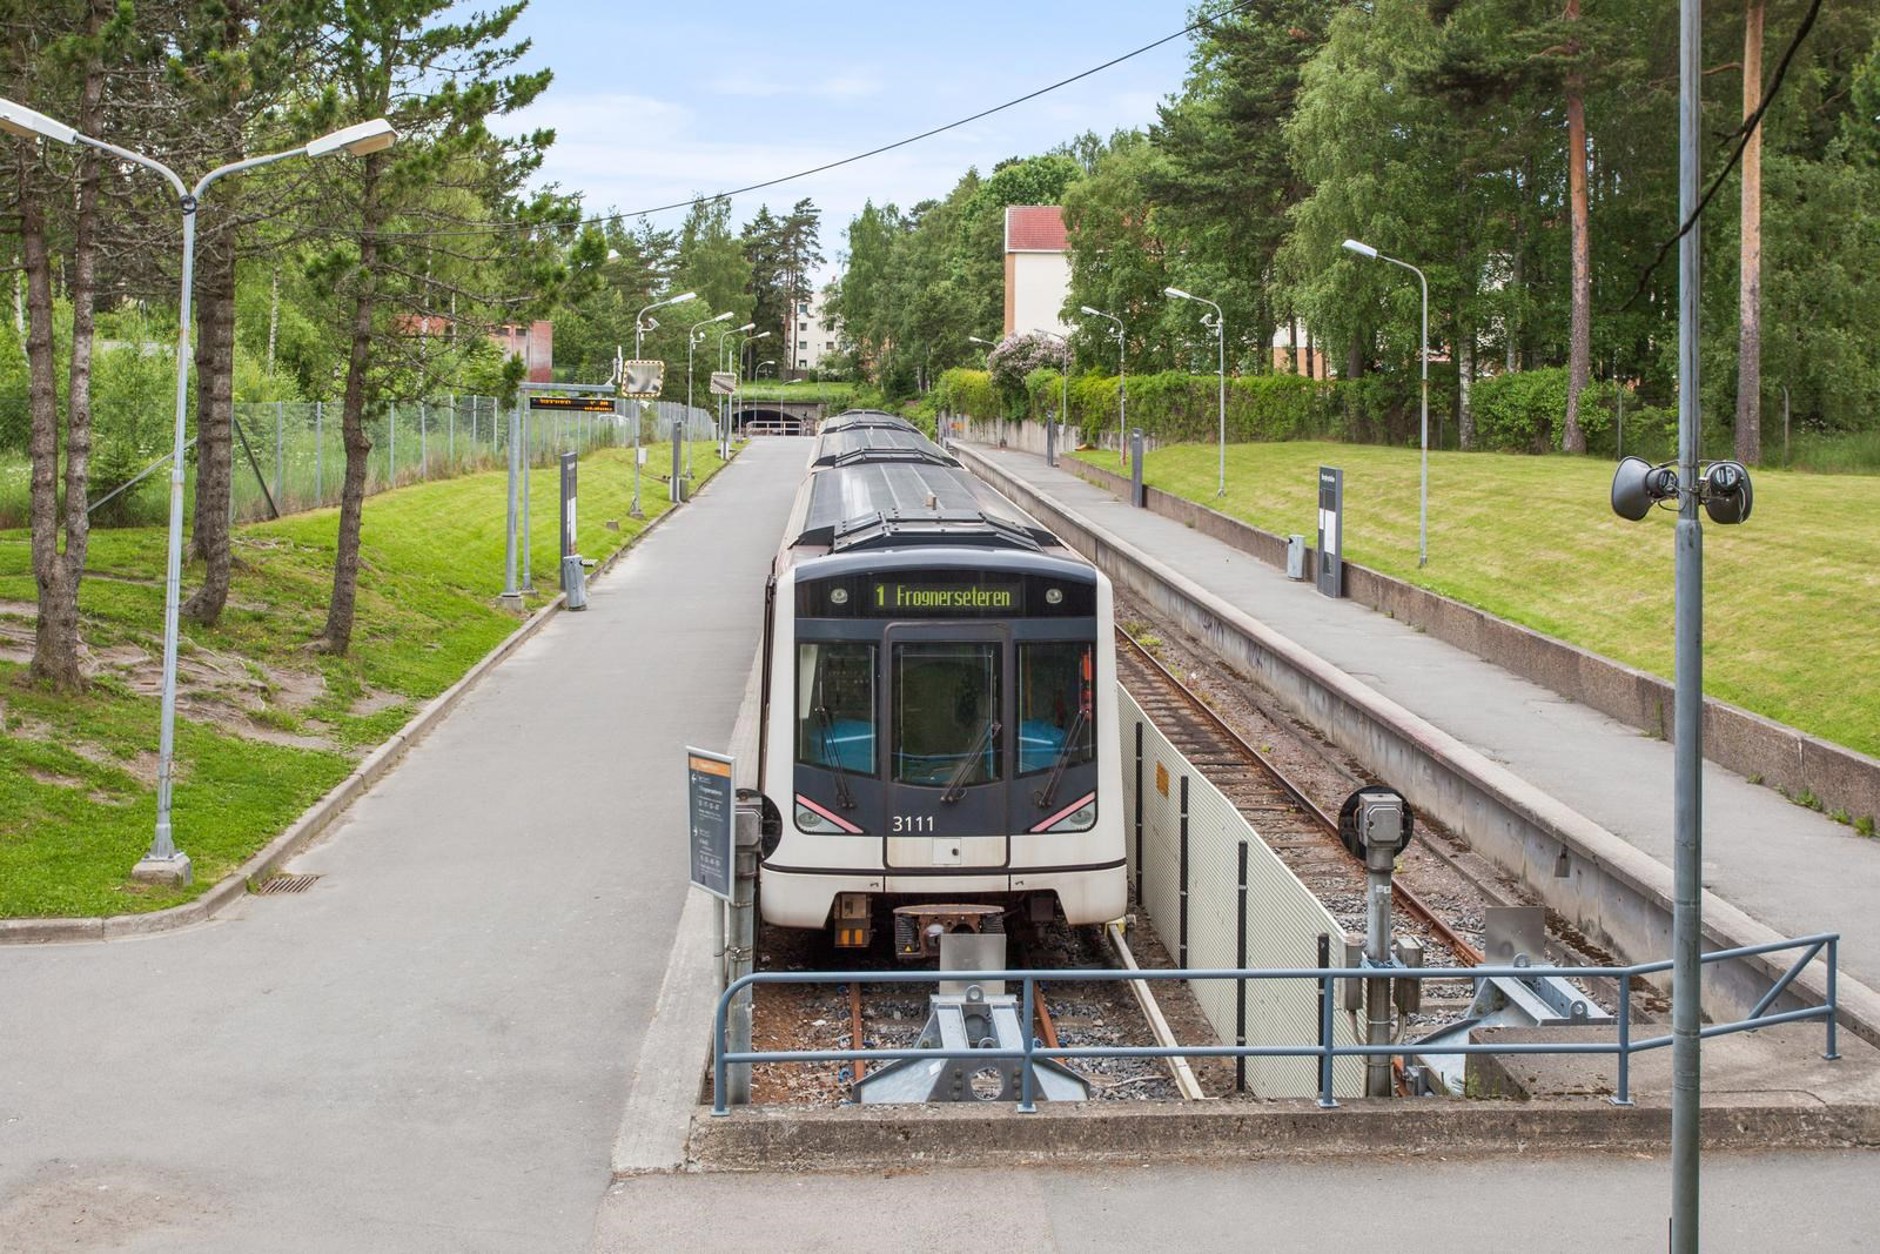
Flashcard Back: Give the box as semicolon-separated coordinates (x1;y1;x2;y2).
1178;774;1190;967
521;400;533;592
388;401;396;487
449;397;455;467
1614;976;1634;1106
1317;932;1338;1108
502;394;521;603
1132;720;1144;900
1216;311;1226;497
314;400;324;502
1671;0;1703;1240
1364;832;1395;1098
419;402;427;480
1416;268;1428;567
670;416;683;504
728;805;760;1105
143;196;199;883
1018;973;1039;1113
1130;428;1145;508
273;401;284;506
1235;840;1249;1094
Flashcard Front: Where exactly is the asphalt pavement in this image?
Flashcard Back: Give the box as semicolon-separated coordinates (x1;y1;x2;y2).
0;439;808;1252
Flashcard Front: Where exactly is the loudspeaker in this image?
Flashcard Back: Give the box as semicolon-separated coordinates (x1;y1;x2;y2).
1701;460;1754;524
1611;456;1677;521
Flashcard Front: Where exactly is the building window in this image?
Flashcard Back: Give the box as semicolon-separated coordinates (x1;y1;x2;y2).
798;302;809;314
798;359;808;369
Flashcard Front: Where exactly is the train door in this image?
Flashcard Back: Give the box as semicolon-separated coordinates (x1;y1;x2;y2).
880;622;1011;872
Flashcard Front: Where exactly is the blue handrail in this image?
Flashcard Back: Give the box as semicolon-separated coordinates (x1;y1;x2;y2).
709;932;1840;1115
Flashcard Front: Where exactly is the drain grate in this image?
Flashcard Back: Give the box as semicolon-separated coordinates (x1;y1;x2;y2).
254;873;321;896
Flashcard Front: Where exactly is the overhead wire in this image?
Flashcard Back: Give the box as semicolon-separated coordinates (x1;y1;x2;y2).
1618;0;1825;311
353;0;1262;241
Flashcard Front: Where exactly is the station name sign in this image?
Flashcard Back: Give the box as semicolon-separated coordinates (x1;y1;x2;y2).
529;395;616;413
871;580;1019;613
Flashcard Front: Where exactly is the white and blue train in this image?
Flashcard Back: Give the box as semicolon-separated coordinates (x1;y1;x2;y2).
757;412;1128;957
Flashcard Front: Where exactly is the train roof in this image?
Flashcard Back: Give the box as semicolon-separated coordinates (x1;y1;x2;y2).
809;425;961;469
817;409;917;434
793;462;1059;554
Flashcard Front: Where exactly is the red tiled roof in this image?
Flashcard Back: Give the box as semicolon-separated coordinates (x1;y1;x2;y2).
1005;205;1067;253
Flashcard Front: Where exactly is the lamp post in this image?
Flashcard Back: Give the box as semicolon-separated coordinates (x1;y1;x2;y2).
1165;287;1226;497
732;331;771;443
687;311;733;478
1034;329;1070;467
0;99;396;886
1080;306;1126;467
1343;238;1430;568
968;336;1000;445
628;290;696;513
718;321;755;457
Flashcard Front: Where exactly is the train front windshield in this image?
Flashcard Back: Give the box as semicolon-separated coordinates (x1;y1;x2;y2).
792;567;1099;835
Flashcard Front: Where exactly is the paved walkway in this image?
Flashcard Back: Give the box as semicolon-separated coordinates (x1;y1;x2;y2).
967;446;1880;994
593;1152;1880;1252
0;440;808;1252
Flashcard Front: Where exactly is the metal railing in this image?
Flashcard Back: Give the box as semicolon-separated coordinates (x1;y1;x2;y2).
710;931;1839;1115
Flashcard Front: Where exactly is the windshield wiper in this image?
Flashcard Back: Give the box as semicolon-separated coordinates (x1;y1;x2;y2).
1032;708;1090;811
941;720;1002;804
815;705;856;810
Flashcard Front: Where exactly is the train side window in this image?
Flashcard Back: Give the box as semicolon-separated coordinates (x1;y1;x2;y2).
1017;641;1096;775
892;642;1004;787
797;643;876;773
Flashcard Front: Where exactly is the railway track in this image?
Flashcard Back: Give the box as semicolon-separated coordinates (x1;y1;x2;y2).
750;912;1192;1105
1115;627;1486;1020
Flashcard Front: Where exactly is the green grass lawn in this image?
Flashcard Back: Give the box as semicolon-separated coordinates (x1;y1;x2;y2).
0;441;726;917
1073;441;1880;761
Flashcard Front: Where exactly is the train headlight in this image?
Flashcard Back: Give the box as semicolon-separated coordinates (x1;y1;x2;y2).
1045;587;1064;606
796;803;850;834
1039;796;1096;833
829;586;849;606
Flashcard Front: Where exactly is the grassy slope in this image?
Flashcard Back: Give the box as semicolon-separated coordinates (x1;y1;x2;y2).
1075;442;1880;760
0;443;722;916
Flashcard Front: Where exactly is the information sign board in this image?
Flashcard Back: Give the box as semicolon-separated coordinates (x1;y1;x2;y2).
1316;466;1344;599
528;395;615;413
686;747;735;900
709;371;738;396
620;360;665;399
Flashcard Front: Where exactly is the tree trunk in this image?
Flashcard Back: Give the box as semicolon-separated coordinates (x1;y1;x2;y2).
22;170;84;691
1458;331;1476;450
1561;2;1592;454
183;236;237;625
1734;0;1765;465
315;154;383;655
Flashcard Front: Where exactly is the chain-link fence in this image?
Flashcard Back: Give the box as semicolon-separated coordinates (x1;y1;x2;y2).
0;395;719;529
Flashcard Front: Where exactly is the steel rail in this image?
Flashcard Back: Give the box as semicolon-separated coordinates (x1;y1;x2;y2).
1116;627;1484;966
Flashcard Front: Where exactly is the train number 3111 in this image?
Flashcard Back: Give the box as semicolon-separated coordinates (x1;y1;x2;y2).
893;815;935;833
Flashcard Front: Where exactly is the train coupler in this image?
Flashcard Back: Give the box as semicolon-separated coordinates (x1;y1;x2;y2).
892;903;1004;961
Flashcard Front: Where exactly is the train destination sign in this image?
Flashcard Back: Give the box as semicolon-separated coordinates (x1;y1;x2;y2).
528;395;615;412
686;747;735;900
870;579;1019;614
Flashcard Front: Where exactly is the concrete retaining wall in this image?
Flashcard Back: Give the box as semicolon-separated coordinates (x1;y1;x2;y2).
955;443;1880;1049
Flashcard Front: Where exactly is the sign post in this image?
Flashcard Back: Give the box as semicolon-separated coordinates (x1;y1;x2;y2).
686;748;735;901
1316;466;1344;599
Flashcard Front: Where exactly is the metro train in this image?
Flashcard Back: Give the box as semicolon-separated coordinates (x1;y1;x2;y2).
756;412;1129;958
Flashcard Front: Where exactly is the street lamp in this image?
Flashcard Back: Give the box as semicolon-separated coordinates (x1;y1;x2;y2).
718;322;755;457
686;311;734;477
1080;306;1126;467
1034;329;1070;467
628;291;696;504
0;97;397;885
732;331;771;443
1343;238;1430;568
1165;287;1226;497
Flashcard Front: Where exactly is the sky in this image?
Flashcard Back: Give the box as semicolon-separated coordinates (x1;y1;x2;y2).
494;1;1204;281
